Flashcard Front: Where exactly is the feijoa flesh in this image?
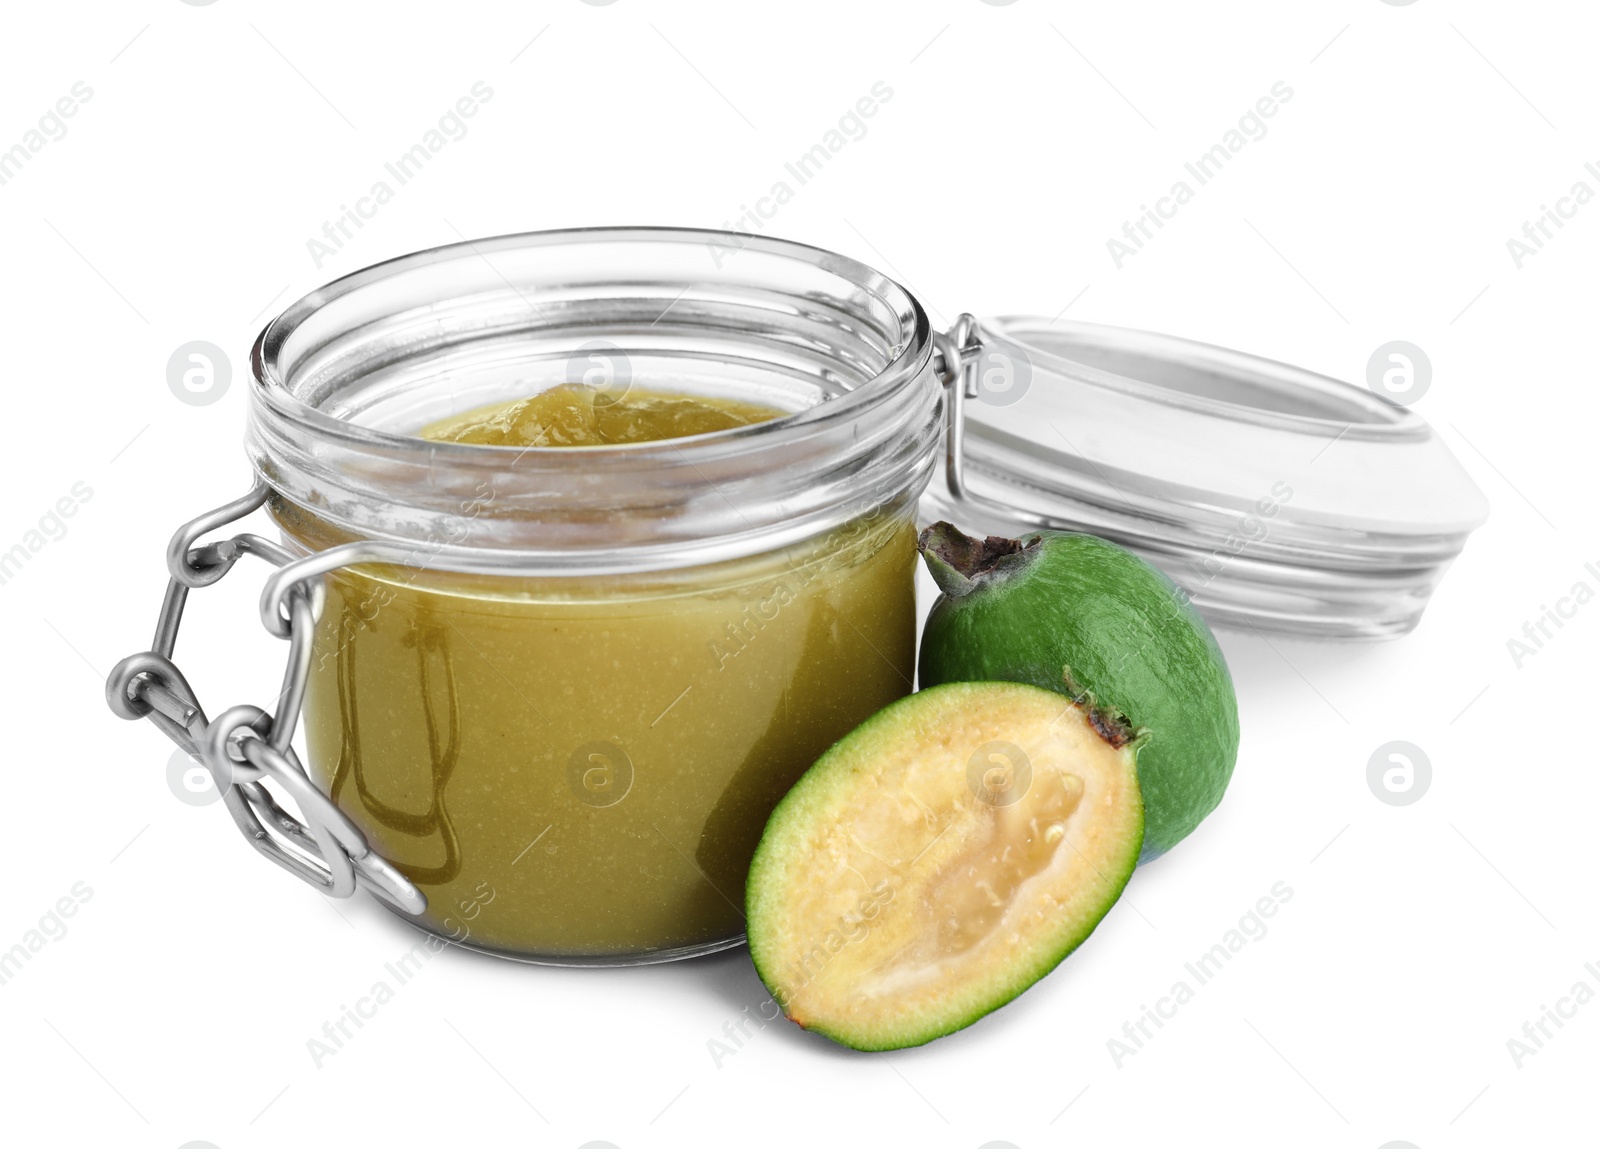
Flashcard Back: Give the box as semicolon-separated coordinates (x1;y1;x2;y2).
917;523;1239;863
746;681;1144;1051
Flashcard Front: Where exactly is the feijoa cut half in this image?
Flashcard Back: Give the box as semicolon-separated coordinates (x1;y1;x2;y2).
746;681;1144;1051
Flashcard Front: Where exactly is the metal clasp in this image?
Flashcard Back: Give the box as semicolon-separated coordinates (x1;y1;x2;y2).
933;314;984;505
105;481;427;916
934;314;1039;528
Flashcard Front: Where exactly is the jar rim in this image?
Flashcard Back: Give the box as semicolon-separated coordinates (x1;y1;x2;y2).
252;226;931;458
245;227;942;575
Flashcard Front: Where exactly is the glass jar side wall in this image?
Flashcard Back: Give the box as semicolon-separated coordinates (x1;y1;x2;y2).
283;500;920;962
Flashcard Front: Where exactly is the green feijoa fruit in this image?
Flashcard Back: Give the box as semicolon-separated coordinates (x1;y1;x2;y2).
917;522;1238;863
746;681;1144;1052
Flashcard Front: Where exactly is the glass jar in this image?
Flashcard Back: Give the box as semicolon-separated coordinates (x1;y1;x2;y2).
252;228;939;962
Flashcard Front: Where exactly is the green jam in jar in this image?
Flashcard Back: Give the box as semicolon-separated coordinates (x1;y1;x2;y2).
284;387;918;961
418;383;783;446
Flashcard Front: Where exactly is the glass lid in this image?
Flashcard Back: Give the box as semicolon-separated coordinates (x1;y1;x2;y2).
921;317;1489;640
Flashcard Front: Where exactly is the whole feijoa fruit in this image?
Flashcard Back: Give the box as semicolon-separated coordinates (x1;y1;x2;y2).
916;522;1238;863
746;680;1144;1051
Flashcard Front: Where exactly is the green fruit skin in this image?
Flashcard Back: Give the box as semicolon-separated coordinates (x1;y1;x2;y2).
746;681;1144;1051
918;532;1238;863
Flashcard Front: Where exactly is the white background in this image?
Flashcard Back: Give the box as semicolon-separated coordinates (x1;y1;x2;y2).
2;2;1595;1147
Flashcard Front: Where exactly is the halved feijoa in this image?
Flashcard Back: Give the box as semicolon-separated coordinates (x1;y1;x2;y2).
746;681;1143;1051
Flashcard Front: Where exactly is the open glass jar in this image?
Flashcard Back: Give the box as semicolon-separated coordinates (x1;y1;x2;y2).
113;229;942;964
107;226;1486;965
